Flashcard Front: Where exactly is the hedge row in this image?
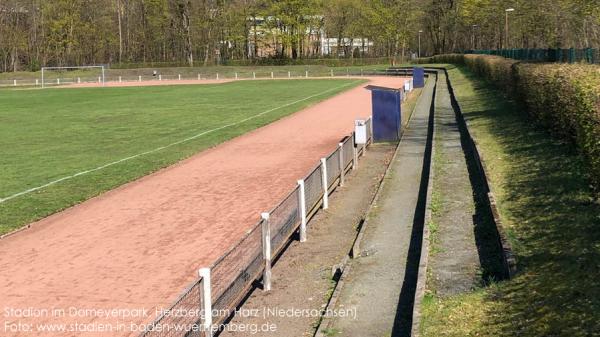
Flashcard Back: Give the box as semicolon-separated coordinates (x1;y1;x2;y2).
421;54;600;193
111;57;392;69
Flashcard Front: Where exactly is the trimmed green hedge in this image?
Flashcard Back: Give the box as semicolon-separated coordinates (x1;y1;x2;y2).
423;54;600;193
416;54;465;65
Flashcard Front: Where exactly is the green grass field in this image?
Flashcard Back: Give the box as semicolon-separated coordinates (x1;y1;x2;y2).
0;79;363;235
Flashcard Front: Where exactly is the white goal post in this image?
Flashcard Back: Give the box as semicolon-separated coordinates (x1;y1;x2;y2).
41;66;105;88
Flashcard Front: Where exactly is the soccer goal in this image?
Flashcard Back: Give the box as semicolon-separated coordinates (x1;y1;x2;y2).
41;66;105;88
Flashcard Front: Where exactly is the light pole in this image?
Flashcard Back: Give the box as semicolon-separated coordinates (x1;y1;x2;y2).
505;8;515;49
471;25;478;50
418;30;423;58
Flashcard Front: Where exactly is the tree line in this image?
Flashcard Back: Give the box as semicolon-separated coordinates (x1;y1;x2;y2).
0;0;599;72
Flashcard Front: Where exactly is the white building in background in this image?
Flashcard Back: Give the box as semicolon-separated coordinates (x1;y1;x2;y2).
247;16;372;58
320;38;373;57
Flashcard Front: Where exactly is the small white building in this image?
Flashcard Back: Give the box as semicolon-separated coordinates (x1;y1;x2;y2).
246;16;372;58
320;38;373;56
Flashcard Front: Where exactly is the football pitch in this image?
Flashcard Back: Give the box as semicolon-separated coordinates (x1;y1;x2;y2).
0;79;362;234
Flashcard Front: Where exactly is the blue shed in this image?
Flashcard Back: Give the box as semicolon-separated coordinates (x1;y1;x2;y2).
413;67;425;88
366;85;402;142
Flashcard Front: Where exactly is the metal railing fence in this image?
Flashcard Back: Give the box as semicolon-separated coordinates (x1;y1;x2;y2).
139;117;373;337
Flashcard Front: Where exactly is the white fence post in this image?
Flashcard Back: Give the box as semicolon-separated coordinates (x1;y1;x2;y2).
297;180;307;243
235;72;238;80
198;268;213;337
305;70;308;78
261;213;272;291
216;73;219;80
77;77;80;84
198;73;201;80
178;74;181;81
338;143;345;187
253;72;256;79
288;71;291;78
35;79;39;86
98;76;101;83
139;75;142;82
13;79;16;86
321;158;329;210
330;69;334;77
57;78;60;85
271;71;274;79
119;76;122;83
159;74;162;81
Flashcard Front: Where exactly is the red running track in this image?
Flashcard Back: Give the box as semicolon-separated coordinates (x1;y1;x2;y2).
0;76;407;337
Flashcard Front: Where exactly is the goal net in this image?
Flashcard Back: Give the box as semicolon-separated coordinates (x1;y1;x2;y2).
41;66;105;88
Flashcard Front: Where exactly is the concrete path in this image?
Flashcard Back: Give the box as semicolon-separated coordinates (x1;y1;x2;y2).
324;74;435;337
429;72;482;295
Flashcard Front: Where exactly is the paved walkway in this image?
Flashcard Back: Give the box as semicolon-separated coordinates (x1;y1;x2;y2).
429;72;481;295
324;74;435;337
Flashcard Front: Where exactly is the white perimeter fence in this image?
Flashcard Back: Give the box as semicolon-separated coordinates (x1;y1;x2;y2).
0;68;413;88
139;118;373;337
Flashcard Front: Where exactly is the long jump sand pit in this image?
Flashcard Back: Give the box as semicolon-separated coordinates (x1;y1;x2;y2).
0;76;408;336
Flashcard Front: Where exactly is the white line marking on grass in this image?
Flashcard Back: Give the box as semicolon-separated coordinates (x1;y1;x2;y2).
0;80;361;204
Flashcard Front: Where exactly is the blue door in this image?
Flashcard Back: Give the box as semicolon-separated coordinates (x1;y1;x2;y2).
371;88;401;142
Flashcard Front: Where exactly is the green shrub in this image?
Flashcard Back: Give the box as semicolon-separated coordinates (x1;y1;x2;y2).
464;55;517;93
428;54;600;193
416;54;465;65
516;64;600;190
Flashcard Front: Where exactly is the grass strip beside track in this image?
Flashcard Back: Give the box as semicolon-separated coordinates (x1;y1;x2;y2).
420;66;600;336
0;79;363;235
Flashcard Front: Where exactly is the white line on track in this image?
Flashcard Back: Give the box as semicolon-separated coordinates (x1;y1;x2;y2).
0;80;361;204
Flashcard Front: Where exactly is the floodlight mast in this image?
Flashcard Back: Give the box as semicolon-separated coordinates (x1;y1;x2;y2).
418;30;423;58
505;8;515;49
41;66;105;89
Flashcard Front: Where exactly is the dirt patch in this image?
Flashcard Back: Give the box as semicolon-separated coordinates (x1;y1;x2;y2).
219;144;397;337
